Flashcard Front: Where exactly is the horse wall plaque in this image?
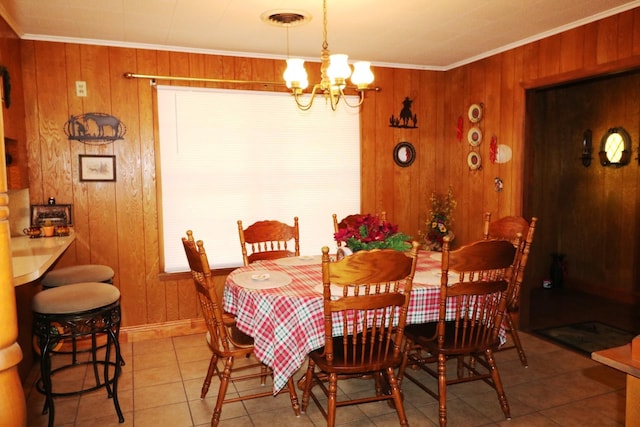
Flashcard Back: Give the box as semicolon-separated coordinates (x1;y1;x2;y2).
64;112;126;144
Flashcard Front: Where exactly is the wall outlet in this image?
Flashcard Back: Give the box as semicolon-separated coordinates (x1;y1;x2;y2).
75;81;87;97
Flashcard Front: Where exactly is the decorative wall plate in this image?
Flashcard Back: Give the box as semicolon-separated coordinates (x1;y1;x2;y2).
467;127;483;146
467;151;481;170
495;144;512;164
468;103;483;123
393;141;416;167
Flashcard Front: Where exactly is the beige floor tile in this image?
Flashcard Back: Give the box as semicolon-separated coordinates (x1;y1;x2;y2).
134;401;193;427
133;349;178;370
133;363;182;388
134;381;187;411
178;357;213;381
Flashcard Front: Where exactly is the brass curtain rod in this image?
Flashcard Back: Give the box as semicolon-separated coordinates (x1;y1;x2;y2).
123;72;284;86
123;72;380;92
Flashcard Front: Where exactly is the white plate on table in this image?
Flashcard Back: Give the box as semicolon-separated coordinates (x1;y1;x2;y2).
233;270;292;289
275;255;322;266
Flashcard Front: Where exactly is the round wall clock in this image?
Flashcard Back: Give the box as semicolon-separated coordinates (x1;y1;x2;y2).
393;142;416;167
468;103;483;123
467;127;483;146
467;151;481;170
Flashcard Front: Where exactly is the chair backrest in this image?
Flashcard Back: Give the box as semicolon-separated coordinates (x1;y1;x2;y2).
319;241;419;365
482;213;538;312
437;236;520;351
332;212;387;247
483;213;529;245
237;217;300;265
182;230;249;354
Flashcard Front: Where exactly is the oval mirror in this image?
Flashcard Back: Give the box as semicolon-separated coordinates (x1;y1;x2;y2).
599;127;631;167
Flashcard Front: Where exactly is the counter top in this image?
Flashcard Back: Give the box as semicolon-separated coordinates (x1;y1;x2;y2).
11;231;75;286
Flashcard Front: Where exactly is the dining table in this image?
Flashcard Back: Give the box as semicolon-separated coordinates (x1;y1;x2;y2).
224;250;505;394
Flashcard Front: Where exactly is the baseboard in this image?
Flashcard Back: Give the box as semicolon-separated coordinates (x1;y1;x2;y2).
120;318;207;343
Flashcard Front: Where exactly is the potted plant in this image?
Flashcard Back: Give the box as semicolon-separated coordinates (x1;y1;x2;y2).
333;214;411;253
421;187;457;251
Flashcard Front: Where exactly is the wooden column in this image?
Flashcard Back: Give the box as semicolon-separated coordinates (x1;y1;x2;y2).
0;88;27;425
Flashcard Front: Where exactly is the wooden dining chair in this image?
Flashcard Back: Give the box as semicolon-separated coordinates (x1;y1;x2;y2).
237;217;300;265
301;241;420;427
398;236;520;427
181;231;300;426
332;212;386;246
483;212;538;366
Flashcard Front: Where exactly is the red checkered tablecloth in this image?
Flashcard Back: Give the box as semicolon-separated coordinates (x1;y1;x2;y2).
223;250;501;393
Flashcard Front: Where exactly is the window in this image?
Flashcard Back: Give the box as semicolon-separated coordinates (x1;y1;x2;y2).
156;86;361;271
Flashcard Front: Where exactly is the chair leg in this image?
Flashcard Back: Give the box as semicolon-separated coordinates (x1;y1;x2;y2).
386;367;409;426
285;377;301;416
201;354;218;399
301;360;316;413
327;372;338;427
437;354;447;427
506;313;528;367
485;348;511;420
211;357;232;427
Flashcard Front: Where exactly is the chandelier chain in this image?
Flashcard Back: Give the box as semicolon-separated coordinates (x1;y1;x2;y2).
322;0;328;50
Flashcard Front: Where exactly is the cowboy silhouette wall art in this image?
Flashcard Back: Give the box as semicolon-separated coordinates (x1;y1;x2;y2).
389;97;418;128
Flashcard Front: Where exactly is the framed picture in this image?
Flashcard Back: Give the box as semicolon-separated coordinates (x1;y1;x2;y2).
31;204;73;226
79;155;116;182
393;141;416;167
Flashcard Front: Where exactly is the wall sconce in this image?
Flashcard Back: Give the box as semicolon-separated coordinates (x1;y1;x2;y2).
599;127;631;167
581;129;592;167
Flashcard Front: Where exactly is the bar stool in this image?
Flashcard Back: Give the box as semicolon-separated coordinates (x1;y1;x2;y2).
40;264;116;362
32;282;125;427
41;264;115;289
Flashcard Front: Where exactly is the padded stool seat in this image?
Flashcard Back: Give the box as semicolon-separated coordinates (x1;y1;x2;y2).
33;282;124;427
41;264;115;288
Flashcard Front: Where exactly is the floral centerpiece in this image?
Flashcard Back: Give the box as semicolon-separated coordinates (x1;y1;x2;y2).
334;214;411;252
421;187;457;251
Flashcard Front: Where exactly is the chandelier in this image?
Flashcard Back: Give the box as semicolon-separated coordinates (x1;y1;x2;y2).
281;0;375;111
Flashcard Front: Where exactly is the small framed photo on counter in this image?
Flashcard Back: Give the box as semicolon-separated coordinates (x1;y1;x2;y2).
31;204;73;226
79;155;116;182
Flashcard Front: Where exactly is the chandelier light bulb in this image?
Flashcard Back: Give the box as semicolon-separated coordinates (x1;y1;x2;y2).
351;61;374;88
327;54;351;87
284;58;309;90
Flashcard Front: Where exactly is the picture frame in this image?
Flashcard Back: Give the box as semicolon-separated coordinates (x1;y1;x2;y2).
31;204;73;226
393;141;416;167
79;154;116;182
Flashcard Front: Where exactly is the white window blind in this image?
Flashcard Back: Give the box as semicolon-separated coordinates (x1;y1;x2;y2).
156;86;361;271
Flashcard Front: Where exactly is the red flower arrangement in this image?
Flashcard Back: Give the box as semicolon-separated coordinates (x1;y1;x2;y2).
334;214;411;252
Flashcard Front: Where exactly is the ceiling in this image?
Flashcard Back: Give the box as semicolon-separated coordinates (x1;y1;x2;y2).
1;0;639;70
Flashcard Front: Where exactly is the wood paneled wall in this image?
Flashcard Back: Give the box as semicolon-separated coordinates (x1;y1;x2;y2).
3;8;639;330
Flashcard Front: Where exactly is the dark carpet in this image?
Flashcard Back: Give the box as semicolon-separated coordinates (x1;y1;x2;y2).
533;321;636;356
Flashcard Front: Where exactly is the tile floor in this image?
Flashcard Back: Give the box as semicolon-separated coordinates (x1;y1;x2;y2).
23;325;627;427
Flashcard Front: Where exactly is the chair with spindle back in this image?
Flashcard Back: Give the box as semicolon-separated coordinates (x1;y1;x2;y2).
237;217;300;265
398;236;521;427
483;212;538;366
182;231;300;426
301;241;420;427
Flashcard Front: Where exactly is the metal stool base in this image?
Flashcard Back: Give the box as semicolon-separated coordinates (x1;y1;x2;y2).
33;301;124;427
